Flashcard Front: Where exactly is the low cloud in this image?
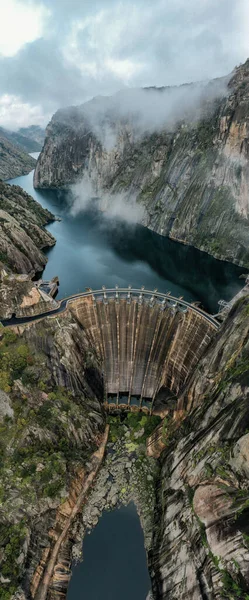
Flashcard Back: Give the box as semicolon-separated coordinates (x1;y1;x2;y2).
62;75;229;225
69;175;145;225
77;76;229;147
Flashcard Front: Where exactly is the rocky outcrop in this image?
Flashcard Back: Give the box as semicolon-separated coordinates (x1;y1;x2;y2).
0;180;55;276
150;296;249;599
32;426;109;600
0;273;58;320
34;59;249;267
0;133;36;180
0;312;105;599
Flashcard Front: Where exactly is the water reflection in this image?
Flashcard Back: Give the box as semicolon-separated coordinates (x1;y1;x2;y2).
8;170;247;313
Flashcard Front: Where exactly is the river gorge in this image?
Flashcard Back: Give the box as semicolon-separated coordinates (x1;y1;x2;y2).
1;6;249;597
3;159;248;600
8;157;247;313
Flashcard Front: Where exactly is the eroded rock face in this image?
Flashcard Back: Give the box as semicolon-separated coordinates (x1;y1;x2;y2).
0;312;105;599
0;180;55;276
34;59;249;266
0;389;13;418
231;433;249;478
0;134;36;180
150;296;249;599
0;272;58;319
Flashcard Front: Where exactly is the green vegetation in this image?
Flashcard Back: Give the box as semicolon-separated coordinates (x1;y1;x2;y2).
0;330;98;598
195;115;218;149
216;351;249;394
0;329;32;392
0;521;28;599
126;412;161;440
208;550;220;568
243;533;249;548
192;442;231;471
0;251;11;267
107;412;161;444
191;498;249;599
234;494;249;518
186;485;195;506
220;570;249;599
161;415;170;443
107;415;125;442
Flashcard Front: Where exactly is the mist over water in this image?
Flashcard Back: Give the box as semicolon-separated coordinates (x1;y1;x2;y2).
69;175;145;224
8;167;247;314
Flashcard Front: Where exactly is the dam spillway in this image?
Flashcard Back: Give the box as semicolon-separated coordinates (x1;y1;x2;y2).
68;288;218;408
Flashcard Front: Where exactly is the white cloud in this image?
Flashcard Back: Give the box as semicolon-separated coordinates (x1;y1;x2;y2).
0;0;249;128
64;4;153;83
63;0;249;92
0;0;50;57
0;94;47;129
69;174;145;224
105;58;143;82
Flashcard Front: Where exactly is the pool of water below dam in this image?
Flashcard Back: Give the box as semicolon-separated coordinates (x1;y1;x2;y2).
66;503;151;600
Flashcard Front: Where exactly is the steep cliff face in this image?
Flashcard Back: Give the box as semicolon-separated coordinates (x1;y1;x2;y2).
1;297;249;599
0;134;36;180
0;180;55;276
34;59;249;267
0;313;104;599
150;296;249;599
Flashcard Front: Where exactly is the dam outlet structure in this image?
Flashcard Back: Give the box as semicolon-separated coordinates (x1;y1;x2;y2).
67;287;219;411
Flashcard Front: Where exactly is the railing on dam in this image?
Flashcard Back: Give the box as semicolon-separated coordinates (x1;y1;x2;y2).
68;287;219;410
65;287;219;329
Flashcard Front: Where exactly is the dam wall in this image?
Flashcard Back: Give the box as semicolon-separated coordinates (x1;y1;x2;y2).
69;289;218;407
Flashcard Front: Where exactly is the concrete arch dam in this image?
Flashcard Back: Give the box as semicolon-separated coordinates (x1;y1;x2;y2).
68;289;218;408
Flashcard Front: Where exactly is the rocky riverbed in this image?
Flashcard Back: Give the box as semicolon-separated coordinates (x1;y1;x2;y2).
71;417;159;562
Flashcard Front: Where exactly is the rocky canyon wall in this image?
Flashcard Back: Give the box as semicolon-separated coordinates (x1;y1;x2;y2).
1;296;249;600
0;180;55;276
0;312;105;600
34;59;249;267
150;295;249;599
0;180;57;319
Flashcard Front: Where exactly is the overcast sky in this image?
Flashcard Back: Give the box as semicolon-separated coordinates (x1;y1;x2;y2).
0;0;248;130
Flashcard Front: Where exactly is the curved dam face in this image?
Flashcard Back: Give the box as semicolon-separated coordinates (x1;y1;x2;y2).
69;289;218;409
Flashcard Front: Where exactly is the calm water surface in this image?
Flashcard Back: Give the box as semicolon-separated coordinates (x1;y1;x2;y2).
67;504;151;600
8;165;247;313
8;162;248;598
